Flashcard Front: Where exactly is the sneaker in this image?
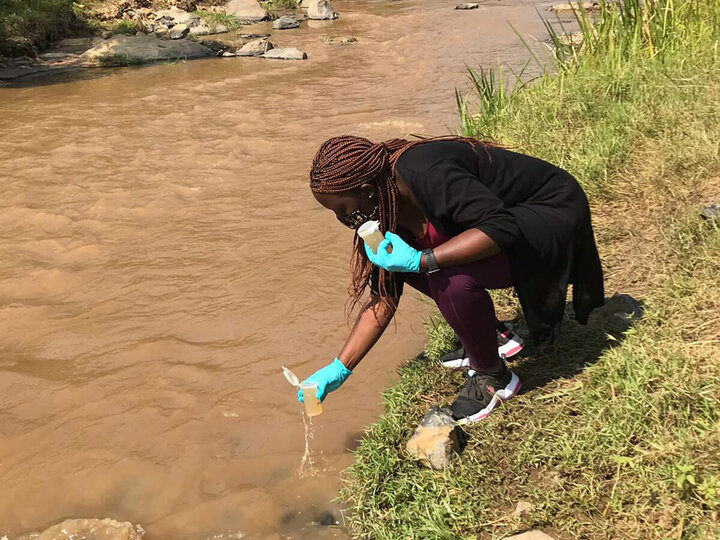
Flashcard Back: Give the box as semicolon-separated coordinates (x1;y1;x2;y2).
449;365;521;424
497;324;525;358
440;323;525;368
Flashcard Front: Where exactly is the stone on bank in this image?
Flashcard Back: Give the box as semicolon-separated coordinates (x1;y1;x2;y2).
405;406;462;470
224;0;268;22
81;34;213;65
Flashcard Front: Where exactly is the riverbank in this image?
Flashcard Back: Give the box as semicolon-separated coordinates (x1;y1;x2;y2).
0;0;321;79
341;0;720;538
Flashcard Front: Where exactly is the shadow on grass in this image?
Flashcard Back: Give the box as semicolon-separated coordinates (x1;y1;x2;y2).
509;293;645;393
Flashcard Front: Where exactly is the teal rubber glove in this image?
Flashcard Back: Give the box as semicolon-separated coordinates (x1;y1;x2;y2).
298;357;353;403
364;231;422;273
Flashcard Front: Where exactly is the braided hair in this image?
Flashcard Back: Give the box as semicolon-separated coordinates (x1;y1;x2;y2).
309;134;489;313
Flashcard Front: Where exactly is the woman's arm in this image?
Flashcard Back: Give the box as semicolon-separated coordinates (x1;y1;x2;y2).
337;295;398;370
419;228;500;271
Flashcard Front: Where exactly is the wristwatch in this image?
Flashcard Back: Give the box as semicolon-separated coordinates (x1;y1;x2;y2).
422;248;441;274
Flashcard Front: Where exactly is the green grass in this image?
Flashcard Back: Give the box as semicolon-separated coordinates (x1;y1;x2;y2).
195;10;242;31
260;0;298;19
341;0;720;538
111;19;142;35
0;0;74;51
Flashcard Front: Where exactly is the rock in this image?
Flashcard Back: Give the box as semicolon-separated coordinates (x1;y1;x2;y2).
261;47;307;60
700;203;720;224
155;26;170;39
102;30;114;39
513;500;534;518
33;518;143;540
222;51;237;56
224;0;268;22
236;38;274;56
506;532;556;540
190;25;211;35
199;38;230;52
558;31;584;46
455;2;479;8
549;1;601;11
154;7;202;27
316;511;339;526
324;35;357;45
273;15;301;29
155;15;176;26
170;24;190;39
405;407;460;470
143;22;156;33
215;24;229;33
599;293;643;320
81;34;213;64
176;0;198;11
307;0;338;20
239;33;271;39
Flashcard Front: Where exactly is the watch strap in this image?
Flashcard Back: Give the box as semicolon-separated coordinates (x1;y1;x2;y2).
422;248;441;274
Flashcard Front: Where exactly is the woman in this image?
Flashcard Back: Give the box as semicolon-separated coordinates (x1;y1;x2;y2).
298;135;604;423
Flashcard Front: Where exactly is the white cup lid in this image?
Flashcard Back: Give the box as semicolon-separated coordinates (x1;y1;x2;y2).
357;220;380;237
282;365;300;387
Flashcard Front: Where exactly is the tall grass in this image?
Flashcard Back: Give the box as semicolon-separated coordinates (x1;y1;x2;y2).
458;0;720;197
341;0;720;537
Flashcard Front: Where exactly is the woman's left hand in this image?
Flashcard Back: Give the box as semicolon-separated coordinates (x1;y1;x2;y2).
364;231;422;273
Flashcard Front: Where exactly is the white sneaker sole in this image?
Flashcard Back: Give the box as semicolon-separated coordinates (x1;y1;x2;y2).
456;372;521;425
442;339;524;369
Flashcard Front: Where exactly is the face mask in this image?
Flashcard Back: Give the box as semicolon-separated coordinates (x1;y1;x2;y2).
338;205;379;229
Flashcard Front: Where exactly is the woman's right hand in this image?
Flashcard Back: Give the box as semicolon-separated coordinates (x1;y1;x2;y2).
298;357;353;403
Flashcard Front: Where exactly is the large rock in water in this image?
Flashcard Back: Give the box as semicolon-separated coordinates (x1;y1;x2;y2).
236;38;274;56
272;15;301;29
82;34;213;64
307;0;338;20
261;47;307;60
30;518;143;540
224;0;268;21
405;406;461;470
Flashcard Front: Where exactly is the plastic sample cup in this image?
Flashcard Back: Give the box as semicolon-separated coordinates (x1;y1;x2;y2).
357;220;386;254
301;382;323;417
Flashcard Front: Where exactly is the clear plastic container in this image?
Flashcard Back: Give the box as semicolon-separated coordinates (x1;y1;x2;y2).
300;382;323;417
357;220;386;254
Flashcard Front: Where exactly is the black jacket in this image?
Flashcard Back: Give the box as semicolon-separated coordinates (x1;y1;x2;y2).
393;140;605;345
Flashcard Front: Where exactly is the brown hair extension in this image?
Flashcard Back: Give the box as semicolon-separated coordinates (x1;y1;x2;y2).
309;135;492;314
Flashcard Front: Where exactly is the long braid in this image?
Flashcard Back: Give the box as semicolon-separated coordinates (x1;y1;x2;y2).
309;134;493;314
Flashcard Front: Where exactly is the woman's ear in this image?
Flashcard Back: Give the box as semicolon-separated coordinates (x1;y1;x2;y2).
360;183;377;200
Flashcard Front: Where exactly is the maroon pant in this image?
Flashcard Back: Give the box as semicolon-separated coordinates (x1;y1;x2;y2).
403;253;514;371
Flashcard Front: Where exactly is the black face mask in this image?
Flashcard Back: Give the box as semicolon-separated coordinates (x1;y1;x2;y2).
338;205;379;229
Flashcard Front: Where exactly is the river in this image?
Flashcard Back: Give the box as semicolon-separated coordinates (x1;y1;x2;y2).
0;0;557;537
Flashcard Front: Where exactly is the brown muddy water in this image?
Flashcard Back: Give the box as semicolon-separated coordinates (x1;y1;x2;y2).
0;0;563;537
